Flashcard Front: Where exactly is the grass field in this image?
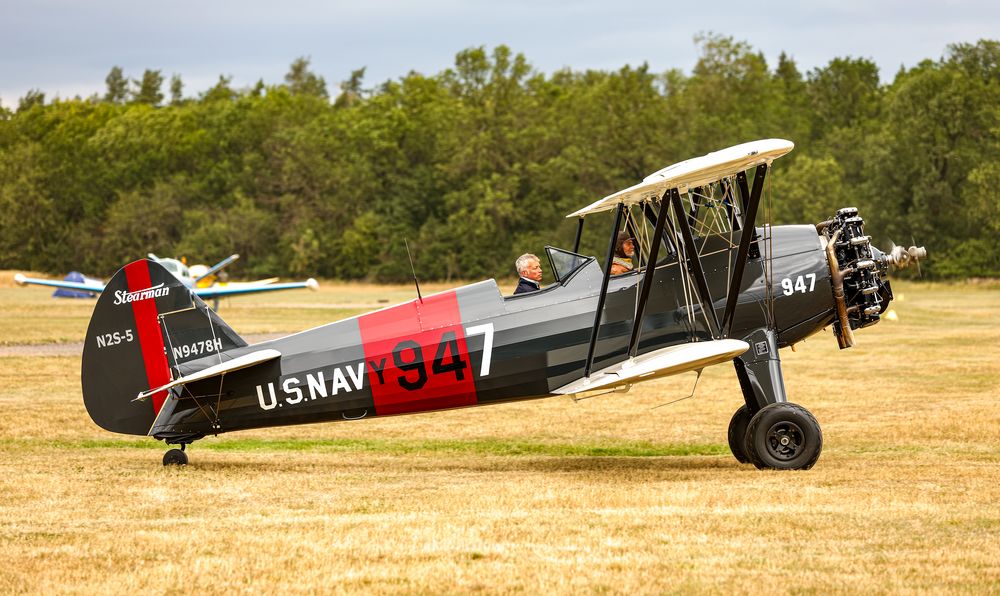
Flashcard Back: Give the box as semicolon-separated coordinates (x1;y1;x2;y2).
0;273;998;593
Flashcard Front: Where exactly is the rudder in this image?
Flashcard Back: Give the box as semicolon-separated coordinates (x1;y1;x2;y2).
81;259;246;436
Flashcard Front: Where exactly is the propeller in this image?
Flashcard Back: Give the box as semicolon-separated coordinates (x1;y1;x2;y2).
886;239;927;274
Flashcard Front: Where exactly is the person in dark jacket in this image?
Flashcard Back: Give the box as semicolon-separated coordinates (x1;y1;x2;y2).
513;253;543;294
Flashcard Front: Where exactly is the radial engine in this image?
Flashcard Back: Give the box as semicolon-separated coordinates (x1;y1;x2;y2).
820;207;926;349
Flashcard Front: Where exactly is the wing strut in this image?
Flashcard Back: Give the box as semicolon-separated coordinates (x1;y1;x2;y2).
627;195;671;357
736;171;761;259
584;202;624;378
670;188;722;338
572;217;585;254
721;163;769;335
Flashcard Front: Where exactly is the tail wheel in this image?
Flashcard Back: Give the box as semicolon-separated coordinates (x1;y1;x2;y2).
163;448;188;466
727;405;754;464
745;403;822;470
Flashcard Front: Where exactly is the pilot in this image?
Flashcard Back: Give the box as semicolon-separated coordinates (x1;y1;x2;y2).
610;232;636;275
513;253;543;294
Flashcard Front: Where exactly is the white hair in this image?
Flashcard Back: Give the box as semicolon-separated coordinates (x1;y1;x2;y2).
515;253;538;276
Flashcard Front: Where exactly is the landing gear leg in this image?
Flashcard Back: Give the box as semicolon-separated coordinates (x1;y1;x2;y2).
163;443;188;466
733;328;787;411
732;328;823;470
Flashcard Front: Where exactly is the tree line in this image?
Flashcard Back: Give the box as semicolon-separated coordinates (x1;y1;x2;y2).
1;35;997;281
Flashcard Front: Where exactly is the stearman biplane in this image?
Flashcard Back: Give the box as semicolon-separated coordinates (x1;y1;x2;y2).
15;253;319;309
80;139;924;468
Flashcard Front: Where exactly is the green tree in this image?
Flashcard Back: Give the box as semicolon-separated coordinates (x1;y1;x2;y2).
285;57;328;98
1;38;998;280
17;89;45;112
861;42;1000;275
133;69;164;105
104;66;128;103
806;57;881;137
200;75;236;103
771;155;849;224
169;74;184;105
334;67;366;108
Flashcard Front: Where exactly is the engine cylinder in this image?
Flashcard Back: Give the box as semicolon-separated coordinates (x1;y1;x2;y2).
823;209;893;342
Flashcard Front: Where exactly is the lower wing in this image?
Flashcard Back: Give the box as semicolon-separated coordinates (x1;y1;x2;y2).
552;339;749;396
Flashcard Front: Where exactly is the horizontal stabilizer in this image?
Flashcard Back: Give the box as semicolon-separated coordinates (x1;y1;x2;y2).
135;349;282;401
553;339;749;396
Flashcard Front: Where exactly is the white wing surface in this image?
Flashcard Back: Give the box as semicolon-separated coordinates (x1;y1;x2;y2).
567;139;793;218
552;339;749;396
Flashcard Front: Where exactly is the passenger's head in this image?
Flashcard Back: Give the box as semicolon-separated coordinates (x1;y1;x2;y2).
516;253;542;282
615;232;635;258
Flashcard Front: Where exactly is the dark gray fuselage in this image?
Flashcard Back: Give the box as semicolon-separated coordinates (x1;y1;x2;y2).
152;225;835;439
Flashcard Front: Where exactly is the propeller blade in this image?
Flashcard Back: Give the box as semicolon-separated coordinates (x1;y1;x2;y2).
195;254;240;284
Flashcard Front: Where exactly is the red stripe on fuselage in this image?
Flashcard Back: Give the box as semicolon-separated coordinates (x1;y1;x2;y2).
358;291;477;415
124;261;171;415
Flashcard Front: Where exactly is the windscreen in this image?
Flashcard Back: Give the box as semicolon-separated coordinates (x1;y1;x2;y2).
545;246;591;283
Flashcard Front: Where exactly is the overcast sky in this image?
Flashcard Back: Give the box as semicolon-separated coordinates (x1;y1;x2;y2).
2;0;997;107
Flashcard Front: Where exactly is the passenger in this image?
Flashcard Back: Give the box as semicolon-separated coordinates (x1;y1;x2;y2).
513;253;543;294
610;232;636;275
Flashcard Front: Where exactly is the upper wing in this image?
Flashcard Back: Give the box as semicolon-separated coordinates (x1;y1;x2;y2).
193;278;319;299
552;339;749;396
14;273;106;294
567;139;793;218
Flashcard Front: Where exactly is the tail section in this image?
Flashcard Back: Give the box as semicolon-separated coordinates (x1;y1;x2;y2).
81;259;246;436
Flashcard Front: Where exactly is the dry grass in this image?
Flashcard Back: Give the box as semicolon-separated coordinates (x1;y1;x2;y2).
0;277;998;593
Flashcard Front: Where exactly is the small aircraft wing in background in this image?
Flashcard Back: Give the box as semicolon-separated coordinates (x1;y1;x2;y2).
14;253;319;306
193;278;319;299
14;272;105;295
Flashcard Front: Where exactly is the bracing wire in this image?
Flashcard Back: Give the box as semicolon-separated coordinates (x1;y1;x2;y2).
205;304;224;367
651;369;703;410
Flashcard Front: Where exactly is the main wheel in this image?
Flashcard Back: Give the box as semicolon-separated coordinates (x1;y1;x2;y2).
163;448;188;466
745;403;822;470
727;405;754;464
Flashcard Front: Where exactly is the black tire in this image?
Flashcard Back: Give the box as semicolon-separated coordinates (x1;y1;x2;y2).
163;448;188;466
727;405;754;464
745;403;822;470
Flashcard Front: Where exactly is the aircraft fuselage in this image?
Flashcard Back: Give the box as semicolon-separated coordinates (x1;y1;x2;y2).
150;224;839;441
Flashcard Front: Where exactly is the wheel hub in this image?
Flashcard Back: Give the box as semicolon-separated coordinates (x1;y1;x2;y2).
765;421;804;461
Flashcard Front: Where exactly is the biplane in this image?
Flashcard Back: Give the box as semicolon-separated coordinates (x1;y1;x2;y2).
80;139;924;469
15;253;319;309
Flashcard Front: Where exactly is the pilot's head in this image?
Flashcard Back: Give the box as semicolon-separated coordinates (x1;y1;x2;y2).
615;232;635;258
516;254;542;282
